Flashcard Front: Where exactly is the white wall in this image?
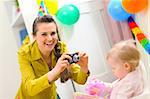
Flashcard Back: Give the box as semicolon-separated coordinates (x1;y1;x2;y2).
0;1;21;99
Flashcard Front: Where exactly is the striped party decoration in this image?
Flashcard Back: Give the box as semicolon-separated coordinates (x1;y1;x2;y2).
128;16;150;54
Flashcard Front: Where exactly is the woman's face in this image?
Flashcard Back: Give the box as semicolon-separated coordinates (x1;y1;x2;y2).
34;22;58;54
107;56;129;79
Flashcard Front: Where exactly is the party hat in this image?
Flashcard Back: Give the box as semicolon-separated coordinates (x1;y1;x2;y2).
38;0;50;17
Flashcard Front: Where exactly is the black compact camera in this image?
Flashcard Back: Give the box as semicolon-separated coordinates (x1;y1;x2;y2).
66;53;80;64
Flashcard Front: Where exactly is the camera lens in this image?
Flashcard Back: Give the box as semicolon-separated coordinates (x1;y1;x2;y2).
72;54;79;63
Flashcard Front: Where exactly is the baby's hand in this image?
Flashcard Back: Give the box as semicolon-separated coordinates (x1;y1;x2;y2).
89;87;101;96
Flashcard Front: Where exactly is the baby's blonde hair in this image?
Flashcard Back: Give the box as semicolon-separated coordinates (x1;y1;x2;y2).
107;40;141;70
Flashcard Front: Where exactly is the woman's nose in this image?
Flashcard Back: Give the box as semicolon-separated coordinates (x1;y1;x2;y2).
47;34;52;41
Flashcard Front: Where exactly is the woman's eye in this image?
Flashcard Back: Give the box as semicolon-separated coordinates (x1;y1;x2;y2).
41;33;47;36
51;32;56;35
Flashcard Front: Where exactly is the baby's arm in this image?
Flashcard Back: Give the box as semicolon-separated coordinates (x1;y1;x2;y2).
113;82;133;99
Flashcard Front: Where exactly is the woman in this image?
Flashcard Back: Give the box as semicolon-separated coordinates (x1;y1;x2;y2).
15;15;90;99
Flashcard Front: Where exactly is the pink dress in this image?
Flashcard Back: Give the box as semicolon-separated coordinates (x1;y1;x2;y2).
110;68;144;99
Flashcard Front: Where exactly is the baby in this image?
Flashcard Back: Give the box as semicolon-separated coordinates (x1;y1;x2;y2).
86;40;144;99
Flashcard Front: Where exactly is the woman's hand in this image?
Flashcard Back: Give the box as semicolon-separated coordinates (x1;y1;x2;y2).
55;53;72;73
77;52;89;73
48;53;71;82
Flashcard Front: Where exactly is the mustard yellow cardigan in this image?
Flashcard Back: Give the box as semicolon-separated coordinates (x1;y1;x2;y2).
15;41;89;99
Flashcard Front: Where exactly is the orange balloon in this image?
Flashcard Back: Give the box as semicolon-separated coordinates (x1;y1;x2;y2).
122;0;148;14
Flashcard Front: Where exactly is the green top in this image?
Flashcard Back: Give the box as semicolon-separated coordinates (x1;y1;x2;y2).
15;41;89;99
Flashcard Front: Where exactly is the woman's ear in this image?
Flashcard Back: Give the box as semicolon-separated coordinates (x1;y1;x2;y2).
32;33;36;40
32;33;35;38
124;62;132;72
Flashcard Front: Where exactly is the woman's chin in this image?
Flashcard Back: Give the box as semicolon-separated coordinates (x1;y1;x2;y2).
46;46;54;51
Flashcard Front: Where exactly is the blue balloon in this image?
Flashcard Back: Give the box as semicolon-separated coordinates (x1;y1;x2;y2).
108;0;132;21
